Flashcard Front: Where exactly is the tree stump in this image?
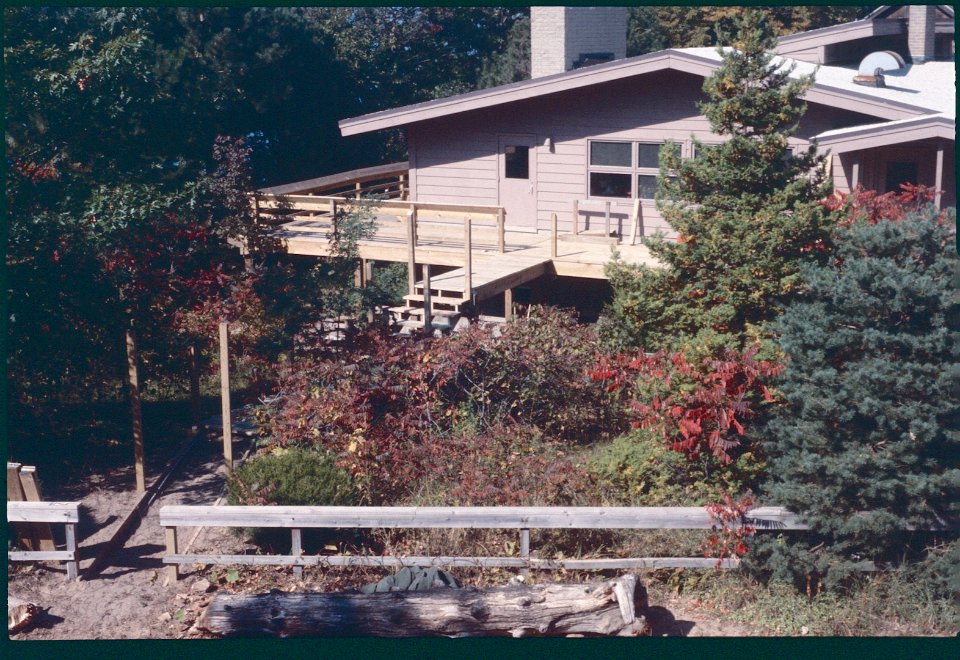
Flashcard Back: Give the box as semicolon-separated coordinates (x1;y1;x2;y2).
198;574;649;637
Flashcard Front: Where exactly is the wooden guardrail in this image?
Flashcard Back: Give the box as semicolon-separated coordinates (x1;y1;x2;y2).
159;505;805;582
7;501;81;580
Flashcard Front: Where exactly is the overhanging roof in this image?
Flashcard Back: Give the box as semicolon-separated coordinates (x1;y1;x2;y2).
339;48;938;137
814;114;955;153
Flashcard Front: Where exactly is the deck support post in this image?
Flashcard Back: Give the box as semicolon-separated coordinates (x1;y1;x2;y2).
406;208;417;297
504;288;514;322
291;529;303;579
464;216;473;302
219;321;233;471
423;264;433;336
571;200;579;235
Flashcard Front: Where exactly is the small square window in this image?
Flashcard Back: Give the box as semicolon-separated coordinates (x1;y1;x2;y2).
505;146;530;179
591;142;632;168
638;143;664;169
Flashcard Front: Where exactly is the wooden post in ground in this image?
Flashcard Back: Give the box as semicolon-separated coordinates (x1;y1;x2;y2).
464;216;473;302
291;529;303;579
165;526;179;583
7;463;37;551
64;522;78;580
551;212;558;259
18;467;55;551
364;260;375;324
219;321;233;471
520;528;530;578
422;264;433;336
504;288;514;322
189;343;201;428
126;328;146;493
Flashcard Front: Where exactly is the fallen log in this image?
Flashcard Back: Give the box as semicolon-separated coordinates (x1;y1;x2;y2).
198;574;649;637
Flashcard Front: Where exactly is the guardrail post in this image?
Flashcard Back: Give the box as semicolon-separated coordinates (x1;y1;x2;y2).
165;526;179;583
65;522;78;580
291;529;303;579
520;528;530;578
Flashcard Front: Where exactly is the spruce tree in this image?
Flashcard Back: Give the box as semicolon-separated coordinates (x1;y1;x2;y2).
755;207;960;587
605;9;832;353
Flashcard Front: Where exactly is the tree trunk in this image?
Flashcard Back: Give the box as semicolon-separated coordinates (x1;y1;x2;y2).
198;574;649;638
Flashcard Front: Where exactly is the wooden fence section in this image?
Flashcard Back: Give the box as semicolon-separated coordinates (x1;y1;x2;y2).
159;505;806;581
7;501;81;580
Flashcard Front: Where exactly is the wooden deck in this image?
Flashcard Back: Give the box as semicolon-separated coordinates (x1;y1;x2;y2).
252;163;662;318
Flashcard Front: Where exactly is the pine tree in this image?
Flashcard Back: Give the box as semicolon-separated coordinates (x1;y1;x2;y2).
755;207;960;587
604;9;832;354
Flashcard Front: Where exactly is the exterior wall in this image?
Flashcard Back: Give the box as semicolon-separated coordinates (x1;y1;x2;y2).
832;140;955;207
531;6;628;79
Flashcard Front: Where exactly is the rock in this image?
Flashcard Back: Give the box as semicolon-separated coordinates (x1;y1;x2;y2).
8;597;39;634
158;612;172;623
191;578;213;594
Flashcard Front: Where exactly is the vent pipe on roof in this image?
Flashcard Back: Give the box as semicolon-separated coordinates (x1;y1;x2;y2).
908;5;936;63
530;7;627;78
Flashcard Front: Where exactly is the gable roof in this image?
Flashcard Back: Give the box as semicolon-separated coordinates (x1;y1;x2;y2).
339;47;952;137
814;113;954;152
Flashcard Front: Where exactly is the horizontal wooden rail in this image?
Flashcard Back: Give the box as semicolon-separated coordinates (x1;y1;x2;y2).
159;505;809;581
160;505;806;530
7;501;81;580
257;161;409;196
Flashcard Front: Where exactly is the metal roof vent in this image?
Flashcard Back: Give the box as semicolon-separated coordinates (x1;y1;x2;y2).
853;50;906;88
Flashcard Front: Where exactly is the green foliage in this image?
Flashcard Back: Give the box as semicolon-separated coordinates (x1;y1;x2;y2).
587;429;698;505
605;9;833;353
477;14;530;88
227;447;357;507
756;207;960;587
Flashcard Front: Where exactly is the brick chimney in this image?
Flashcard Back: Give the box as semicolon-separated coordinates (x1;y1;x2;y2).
530;6;628;78
908;4;937;63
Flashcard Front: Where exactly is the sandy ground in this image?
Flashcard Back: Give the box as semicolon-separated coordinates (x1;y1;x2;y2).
8;432;752;640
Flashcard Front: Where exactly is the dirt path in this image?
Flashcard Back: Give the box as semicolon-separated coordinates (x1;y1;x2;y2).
8;434;250;640
9;433;750;639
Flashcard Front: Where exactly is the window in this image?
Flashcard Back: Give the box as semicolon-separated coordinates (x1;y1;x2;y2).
884;161;918;193
504;145;530;179
588;140;675;200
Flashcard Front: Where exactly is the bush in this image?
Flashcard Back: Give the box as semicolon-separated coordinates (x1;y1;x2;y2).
226;447;359;551
227;447;357;507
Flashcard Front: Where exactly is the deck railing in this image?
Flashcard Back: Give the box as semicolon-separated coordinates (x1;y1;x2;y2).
7;501;81;580
159;504;806;582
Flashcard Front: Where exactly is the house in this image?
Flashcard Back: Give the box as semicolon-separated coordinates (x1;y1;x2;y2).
256;6;955;325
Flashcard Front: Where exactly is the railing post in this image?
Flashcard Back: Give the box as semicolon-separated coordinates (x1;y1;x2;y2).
407;208;417;297
399;173;407;201
604;201;611;237
571;199;579;235
464;216;473;301
520;528;530;578
551;212;558;259
65;522;78;580
291;528;303;579
165;526;179;583
497;207;505;253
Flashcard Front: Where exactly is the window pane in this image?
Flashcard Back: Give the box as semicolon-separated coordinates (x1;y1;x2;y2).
637;175;658;199
638;143;664;169
590;142;631;167
505;145;529;179
590;172;632;198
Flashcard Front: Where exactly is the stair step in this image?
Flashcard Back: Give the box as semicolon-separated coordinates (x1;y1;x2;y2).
404;294;469;306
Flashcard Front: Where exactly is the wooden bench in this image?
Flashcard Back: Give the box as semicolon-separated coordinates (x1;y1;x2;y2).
7;501;81;580
159;505;805;582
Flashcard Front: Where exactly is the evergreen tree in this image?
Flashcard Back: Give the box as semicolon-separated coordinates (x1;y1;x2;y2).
755;207;960;587
604;9;833;353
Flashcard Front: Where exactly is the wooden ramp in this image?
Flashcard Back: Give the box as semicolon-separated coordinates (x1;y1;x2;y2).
405;253;550;313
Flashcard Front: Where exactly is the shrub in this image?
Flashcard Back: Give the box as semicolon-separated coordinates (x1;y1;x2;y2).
757;206;960;588
227;447;357;507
